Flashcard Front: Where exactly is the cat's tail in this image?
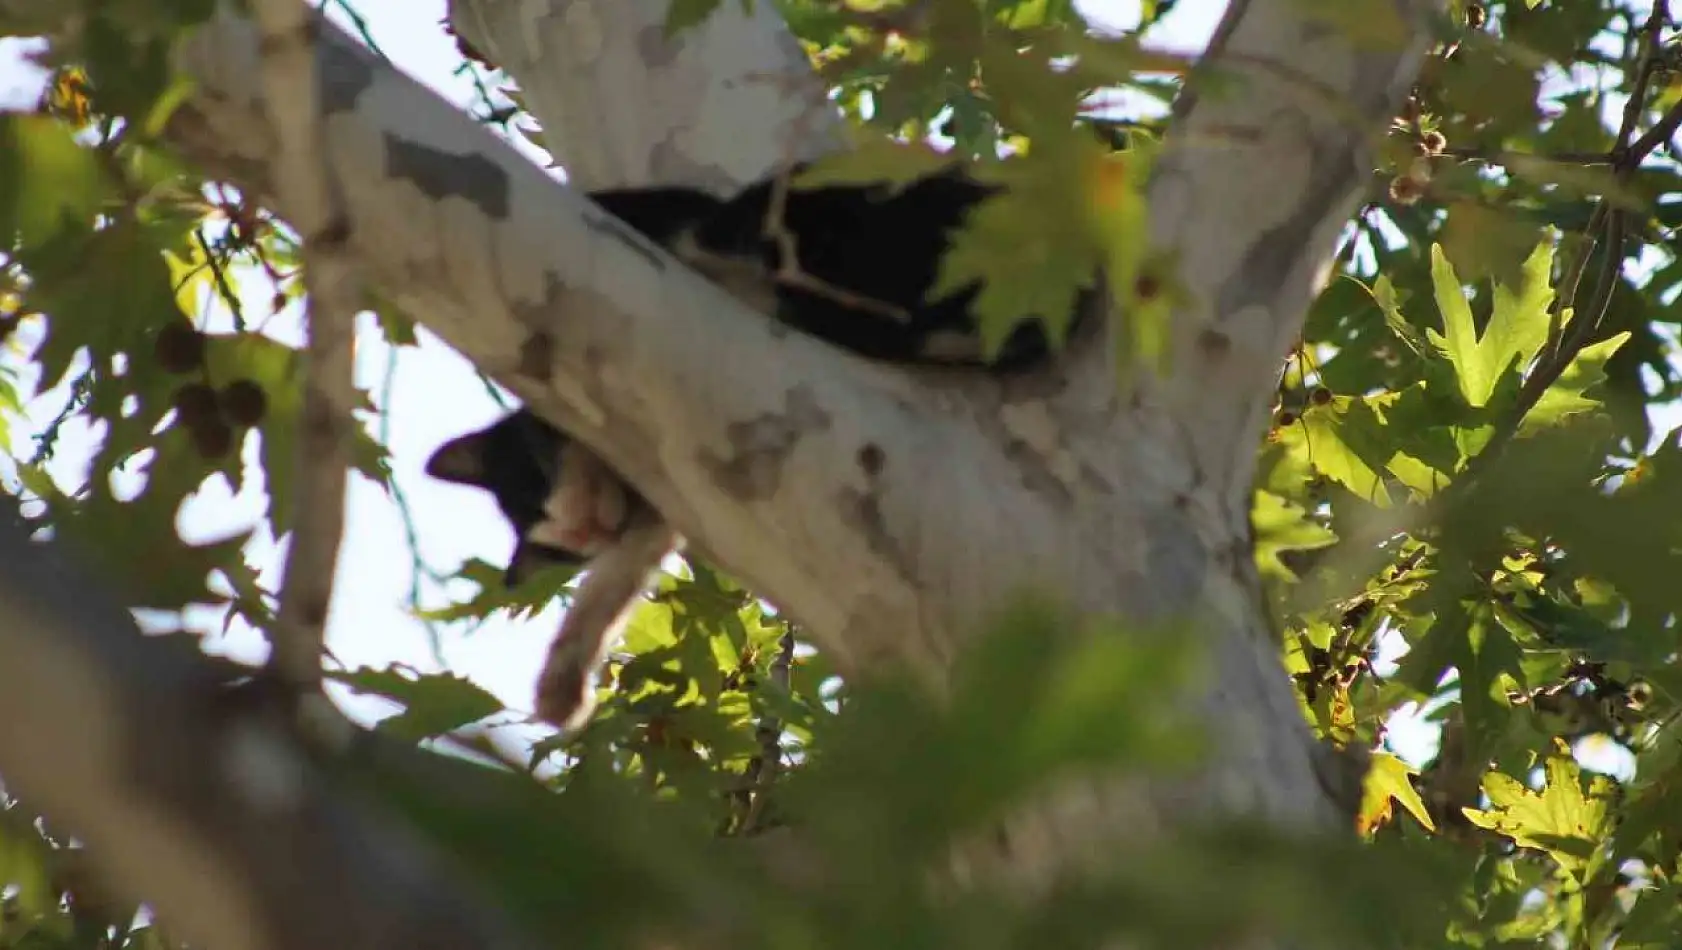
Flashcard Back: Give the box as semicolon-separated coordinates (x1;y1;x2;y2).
534;506;680;732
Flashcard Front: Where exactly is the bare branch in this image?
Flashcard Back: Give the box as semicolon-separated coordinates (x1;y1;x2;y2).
1439;146;1613;167
243;0;361;692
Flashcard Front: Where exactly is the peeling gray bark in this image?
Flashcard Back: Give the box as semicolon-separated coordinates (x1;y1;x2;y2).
0;0;1442;940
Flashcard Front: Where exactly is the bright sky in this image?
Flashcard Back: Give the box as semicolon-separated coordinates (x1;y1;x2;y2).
0;1;1540;769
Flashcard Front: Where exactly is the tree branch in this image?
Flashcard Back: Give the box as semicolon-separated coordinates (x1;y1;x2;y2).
247;0;361;691
148;5;1059;675
0;500;545;950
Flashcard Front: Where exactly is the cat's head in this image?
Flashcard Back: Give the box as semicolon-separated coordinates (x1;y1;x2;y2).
425;410;585;586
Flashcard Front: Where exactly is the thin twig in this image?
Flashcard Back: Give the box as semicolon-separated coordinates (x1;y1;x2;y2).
741;627;796;834
1438;146;1613;167
193;228;247;331
757;168;914;323
1541;202;1610;365
1614;3;1671;149
376;344;452;666
1624;97;1682;160
248;0;362;692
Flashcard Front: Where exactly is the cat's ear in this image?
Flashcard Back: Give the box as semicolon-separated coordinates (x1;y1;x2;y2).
425;429;492;486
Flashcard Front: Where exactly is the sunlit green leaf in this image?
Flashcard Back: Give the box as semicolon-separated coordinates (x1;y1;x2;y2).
1426;241;1554;409
1464;742;1614;880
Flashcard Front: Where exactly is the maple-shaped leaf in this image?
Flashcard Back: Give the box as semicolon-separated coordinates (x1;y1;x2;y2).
790;140;956;192
1358;751;1436;835
1395;603;1524;740
416;556;576;623
1275;396;1395;507
1362;383;1462;498
1463;740;1615;881
330;667;506;740
0;114;113;249
1519;331;1632;435
1439;200;1547;291
930;152;1104;360
49;466;255;613
1427;241;1555;409
1251;489;1337;583
24;217;188;394
620;598;678;655
1363;274;1438;361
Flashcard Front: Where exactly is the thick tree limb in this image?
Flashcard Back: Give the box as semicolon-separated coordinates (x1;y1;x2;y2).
0;501;545;950
156;5;1022;674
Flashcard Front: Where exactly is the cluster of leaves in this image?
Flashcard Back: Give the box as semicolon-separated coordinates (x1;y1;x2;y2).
1249;0;1682;944
4;604;1466;950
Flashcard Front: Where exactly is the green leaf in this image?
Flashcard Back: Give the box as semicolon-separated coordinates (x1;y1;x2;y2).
24;218;187;393
1364;273;1437;360
1618;873;1682;950
791;140;956;192
1396;602;1524;739
1519;331;1631;434
1251;489;1337;583
1463;742;1614;881
1439;200;1546;290
1358;751;1435;834
416;557;577;623
1426;241;1555;409
53;476;254;612
620;598;678;654
0;114;112;249
330;667;507;740
1274;398;1394;507
937;185;1095;359
663;0;724;36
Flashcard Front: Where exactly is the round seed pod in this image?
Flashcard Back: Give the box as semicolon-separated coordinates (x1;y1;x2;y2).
172;382;221;428
220;379;268;427
191;418;236;460
154;323;206;374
